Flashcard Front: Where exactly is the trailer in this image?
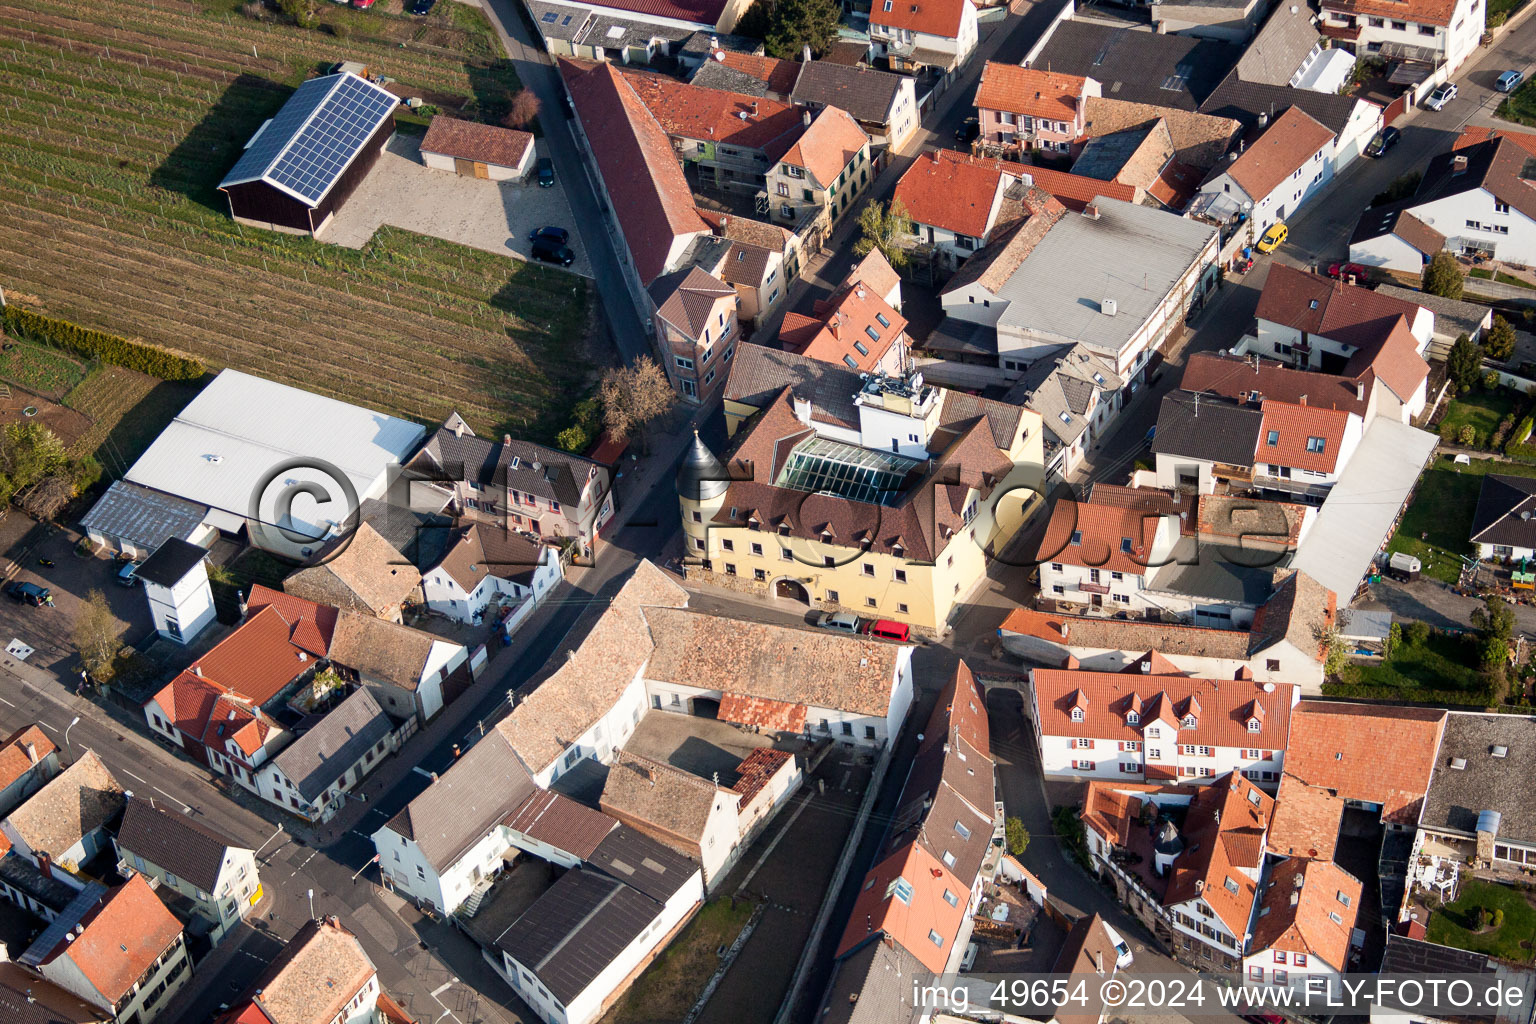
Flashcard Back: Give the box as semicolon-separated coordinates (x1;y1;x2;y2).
1388;551;1421;582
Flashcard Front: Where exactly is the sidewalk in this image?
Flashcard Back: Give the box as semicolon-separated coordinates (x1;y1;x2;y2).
306;412;703;848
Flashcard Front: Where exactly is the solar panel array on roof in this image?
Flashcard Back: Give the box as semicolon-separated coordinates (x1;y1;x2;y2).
220;73;398;208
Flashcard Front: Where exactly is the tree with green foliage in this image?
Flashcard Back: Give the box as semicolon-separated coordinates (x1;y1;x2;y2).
1448;333;1482;392
1423;251;1465;300
1473;594;1516;643
1485;315;1517;362
763;0;840;59
1406;620;1431;647
1314;622;1349;677
735;0;773;38
853;199;914;271
1005;817;1030;857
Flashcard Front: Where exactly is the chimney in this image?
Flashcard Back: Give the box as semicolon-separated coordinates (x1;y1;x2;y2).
1059;621;1070;640
1355;381;1365;401
1453;154;1469;172
503;433;513;446
1093;950;1104;973
1083;201;1100;220
1290;890;1300;906
193;665;203;677
803;109;812;127
751;100;758;116
452;418;464;439
23;743;36;765
804;43;813;62
1298;394;1306;406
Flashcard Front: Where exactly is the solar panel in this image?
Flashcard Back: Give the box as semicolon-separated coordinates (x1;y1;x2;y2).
219;74;397;207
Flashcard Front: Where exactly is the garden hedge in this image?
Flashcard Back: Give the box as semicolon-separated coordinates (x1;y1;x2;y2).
2;306;205;381
1321;682;1493;707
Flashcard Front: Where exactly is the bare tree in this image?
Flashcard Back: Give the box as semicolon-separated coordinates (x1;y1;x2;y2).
599;357;676;452
504;89;542;131
73;589;121;682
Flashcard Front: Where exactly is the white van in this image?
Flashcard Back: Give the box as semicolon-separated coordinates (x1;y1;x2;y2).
1101;922;1135;969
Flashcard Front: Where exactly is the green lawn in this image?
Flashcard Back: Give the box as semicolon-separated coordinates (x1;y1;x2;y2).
1336;632;1487;693
605;897;756;1024
1469;268;1535;289
1490;0;1529;25
1428;879;1536;962
1388;455;1536;583
1441;388;1524;444
1497;76;1536;126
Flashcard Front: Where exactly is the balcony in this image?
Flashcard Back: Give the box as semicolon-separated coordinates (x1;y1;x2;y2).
1250;473;1333;500
1078;581;1111;595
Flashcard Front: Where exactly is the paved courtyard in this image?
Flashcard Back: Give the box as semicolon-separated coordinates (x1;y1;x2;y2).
623;709;778;786
321;133;592;277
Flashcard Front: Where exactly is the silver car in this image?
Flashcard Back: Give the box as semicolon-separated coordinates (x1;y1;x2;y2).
1425;82;1457;110
815;612;861;634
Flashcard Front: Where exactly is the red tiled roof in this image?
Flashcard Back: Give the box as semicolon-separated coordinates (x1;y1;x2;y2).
419;117;532;168
1035;494;1169;576
1000;606;1255;660
789;281;907;372
1180;351;1370;417
836;841;969;973
1321;0;1459;28
719;692;807;732
1163;773;1273;936
870;0;969;38
1257;400;1352;474
1032;669;1295;751
893;150;1011;238
1283;702;1445;824
975;63;1091;121
1456;124;1536;157
731;747;794;805
1224;106;1334;201
193;602;328;705
1250;857;1362;970
0;725;55;793
1268;772;1345;860
1256;264;1424;349
618;67;808;153
56;875;182;1005
780;106;867;187
560;60;709;285
1360;316;1430;403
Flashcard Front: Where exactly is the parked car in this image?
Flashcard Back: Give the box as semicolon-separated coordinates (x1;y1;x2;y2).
536;157;555;188
955;117;980;144
1425;83;1457;110
530;237;574;266
1327;261;1369;281
1101;922;1135;969
960;942;979;972
815;611;861;634
409;0;437;12
351;0;376;8
528;226;569;244
1365;125;1400;157
1256;222;1287;253
1498;69;1526;93
6;581;52;607
116;561;141;588
861;619;912;643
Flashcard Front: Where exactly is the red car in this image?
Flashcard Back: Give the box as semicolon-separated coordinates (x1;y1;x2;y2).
1328;261;1368;281
351;0;376;8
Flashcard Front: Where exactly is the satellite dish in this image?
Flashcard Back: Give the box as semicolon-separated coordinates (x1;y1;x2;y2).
1263;682;1276;692
713;49;726;61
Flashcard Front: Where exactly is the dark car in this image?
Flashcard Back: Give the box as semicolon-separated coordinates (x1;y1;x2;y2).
531;237;574;266
955;116;980;144
408;0;436;13
528;226;569;244
1365;125;1400;157
6;581;52;607
536;157;555;188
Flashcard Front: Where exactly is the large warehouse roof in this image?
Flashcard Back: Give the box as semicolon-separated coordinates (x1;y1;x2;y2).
125;370;425;540
219;73;398;207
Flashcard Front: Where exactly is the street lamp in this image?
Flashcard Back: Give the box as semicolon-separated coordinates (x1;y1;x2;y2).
63;715;80;754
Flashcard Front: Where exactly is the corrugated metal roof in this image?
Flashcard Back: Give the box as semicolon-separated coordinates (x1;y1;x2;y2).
80;480;209;552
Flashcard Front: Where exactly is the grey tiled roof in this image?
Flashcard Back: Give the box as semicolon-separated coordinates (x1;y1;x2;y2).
1199;72;1360;135
791;62;902;124
820;937;927;1024
409;418;604;508
116;797;243;892
725;343;865;427
1235;0;1321;86
80;480;208;553
1422;713;1536;842
1377;285;1491;338
273;688;395;803
691;61;771;96
1151;391;1263;467
587;825;700;903
1034;22;1240;110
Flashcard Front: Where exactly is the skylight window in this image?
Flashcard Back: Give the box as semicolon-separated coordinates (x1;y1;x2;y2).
865;326;881;342
876;313;891;328
1070;530;1083;545
887;877;914;904
854;341;869;356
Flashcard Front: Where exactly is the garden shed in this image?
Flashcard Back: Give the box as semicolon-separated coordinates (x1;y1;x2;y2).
419;116;535;181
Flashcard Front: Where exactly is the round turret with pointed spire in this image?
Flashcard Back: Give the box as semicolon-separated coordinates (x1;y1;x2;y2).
676;429;729;501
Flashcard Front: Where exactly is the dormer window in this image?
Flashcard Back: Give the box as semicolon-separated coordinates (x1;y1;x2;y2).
1182;715;1197;728
1247;718;1262;732
1071;708;1085;722
892;543;905;557
1126;711;1139;725
778;523;791;536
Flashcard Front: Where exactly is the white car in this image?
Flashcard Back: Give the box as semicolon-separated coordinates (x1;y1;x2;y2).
815;612;861;634
1101;922;1135;969
960;942;979;972
1424;83;1457;110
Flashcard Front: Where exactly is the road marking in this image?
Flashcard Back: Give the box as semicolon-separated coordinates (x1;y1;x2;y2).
0;695;13;707
153;786;191;811
430;982;455;998
122;769;146;784
736;792;814;893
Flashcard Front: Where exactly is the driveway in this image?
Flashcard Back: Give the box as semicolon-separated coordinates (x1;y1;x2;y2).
321;133;592;277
